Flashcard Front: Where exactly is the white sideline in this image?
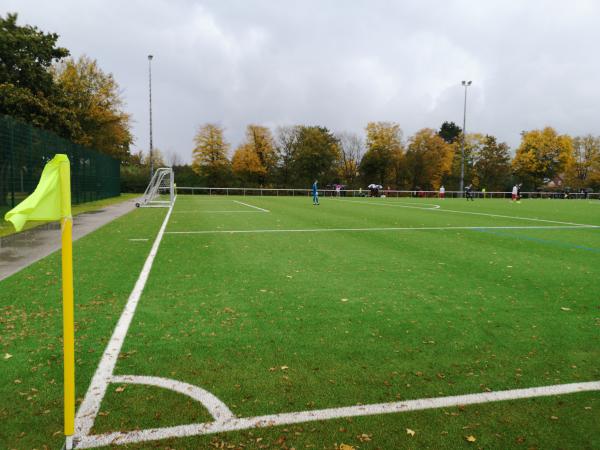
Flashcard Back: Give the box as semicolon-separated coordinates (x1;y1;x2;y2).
75;202;175;437
341;199;595;227
342;199;441;210
76;380;600;448
165;225;599;235
111;375;234;422
233;200;270;212
174;210;265;214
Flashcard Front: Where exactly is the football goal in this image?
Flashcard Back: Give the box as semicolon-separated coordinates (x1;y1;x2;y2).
136;167;175;208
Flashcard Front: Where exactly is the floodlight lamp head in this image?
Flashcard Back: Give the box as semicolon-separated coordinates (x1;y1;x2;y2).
148;54;153;61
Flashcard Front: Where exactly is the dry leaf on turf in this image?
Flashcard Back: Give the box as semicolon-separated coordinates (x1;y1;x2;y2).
115;386;126;393
465;435;477;442
406;428;416;436
339;444;355;450
3;353;13;360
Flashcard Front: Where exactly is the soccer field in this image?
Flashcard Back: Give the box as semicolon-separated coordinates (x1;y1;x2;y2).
2;196;599;449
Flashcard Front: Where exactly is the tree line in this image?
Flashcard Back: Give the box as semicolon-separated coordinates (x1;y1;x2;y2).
189;122;600;192
2;13;599;194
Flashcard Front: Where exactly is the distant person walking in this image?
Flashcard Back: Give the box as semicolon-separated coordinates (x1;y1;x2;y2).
465;184;474;201
439;185;445;199
512;184;518;202
312;180;319;205
335;184;341;197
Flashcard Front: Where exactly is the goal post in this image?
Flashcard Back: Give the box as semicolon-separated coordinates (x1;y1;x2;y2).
136;167;175;208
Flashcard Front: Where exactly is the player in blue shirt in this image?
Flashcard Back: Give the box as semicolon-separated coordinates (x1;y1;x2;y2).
312;180;319;205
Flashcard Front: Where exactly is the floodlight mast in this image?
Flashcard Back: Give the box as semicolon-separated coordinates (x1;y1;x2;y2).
148;54;154;180
460;80;472;195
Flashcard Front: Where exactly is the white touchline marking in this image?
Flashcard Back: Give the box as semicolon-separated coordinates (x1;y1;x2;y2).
165;225;599;235
128;238;149;241
110;375;235;422
75;202;175;437
340;199;596;227
76;380;600;448
232;200;270;212
174;210;265;214
341;199;441;210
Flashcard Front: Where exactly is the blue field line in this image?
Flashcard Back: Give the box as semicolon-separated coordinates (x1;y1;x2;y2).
472;227;600;253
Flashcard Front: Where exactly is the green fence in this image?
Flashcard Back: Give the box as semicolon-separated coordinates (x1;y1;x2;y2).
0;115;120;208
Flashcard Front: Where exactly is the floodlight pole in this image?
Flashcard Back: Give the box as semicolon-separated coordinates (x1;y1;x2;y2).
460;80;472;195
148;54;154;180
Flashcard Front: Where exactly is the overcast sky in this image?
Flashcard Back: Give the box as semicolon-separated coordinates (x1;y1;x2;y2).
4;0;600;163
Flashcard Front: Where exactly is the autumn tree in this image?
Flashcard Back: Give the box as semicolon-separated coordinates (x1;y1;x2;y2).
336;132;364;187
53;56;133;161
564;135;600;189
231;125;277;185
192;123;231;186
359;122;404;186
289;126;340;187
405;128;453;190
473;135;511;191
512;127;574;189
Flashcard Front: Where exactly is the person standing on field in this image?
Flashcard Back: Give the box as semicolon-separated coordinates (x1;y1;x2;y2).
465;184;474;201
512;184;518;202
439;185;445;199
312;180;319;205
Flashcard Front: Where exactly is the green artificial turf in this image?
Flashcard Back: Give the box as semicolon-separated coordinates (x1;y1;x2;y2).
1;195;599;449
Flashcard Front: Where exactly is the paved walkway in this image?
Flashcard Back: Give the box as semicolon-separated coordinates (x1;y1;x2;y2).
0;198;139;281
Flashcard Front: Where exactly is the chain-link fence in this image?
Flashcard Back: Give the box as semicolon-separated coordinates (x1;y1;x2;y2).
0;115;120;209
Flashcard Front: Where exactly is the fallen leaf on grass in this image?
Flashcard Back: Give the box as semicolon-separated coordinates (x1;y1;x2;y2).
281;365;289;370
560;307;571;311
115;386;126;393
406;428;416;436
357;433;371;442
465;435;477;442
339;444;355;450
3;353;13;360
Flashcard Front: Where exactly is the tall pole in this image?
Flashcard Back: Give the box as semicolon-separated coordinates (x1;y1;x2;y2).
460;80;472;195
148;55;154;180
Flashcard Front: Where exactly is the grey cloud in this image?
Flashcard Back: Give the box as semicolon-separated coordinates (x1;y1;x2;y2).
4;0;600;162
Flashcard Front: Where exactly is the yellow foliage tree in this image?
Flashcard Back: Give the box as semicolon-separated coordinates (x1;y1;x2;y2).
360;122;404;186
192;123;231;186
232;143;265;184
512;127;574;188
564;135;600;189
53;56;133;160
405;128;453;190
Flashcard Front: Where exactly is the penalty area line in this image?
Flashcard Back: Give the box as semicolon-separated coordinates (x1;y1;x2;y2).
76;380;600;448
232;200;270;212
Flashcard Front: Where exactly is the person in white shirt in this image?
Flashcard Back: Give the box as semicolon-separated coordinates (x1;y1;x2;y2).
439;185;445;199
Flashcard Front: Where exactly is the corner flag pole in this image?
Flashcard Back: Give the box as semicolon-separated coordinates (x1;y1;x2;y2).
59;159;75;450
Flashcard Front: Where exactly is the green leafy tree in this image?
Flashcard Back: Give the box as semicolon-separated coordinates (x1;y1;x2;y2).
512;127;574;189
274;126;300;186
438;121;462;143
192;123;231;186
290;126;340;187
473;135;511;191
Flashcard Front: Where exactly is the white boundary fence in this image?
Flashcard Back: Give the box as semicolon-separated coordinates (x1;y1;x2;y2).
176;186;600;200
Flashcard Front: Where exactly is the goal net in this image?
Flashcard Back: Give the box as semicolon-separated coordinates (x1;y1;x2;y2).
136;167;175;208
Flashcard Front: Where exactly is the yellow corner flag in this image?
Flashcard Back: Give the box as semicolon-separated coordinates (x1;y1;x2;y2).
5;154;71;231
4;154;76;450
